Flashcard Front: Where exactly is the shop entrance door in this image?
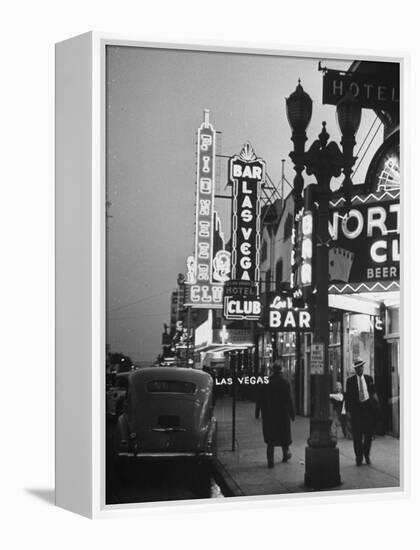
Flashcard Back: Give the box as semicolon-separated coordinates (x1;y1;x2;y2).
388;339;400;437
329;345;342;390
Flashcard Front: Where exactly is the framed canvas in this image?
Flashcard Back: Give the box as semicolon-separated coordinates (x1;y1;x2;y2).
55;33;408;518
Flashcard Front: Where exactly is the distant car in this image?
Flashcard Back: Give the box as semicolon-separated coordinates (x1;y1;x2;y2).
106;372;130;418
113;367;217;461
159;357;176;367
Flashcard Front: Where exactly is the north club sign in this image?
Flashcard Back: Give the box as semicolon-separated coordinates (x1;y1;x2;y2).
229;143;265;287
328;190;399;291
265;293;313;332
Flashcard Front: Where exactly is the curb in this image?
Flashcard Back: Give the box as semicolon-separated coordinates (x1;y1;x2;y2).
212;459;245;497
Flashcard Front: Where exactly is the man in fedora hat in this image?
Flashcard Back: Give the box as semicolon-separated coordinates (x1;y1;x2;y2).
345;359;378;465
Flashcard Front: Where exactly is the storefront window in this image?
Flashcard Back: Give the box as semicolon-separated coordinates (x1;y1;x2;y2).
344;313;375;379
387;307;399;335
329;319;341;346
258;333;273;375
328;313;342;387
278;332;296;356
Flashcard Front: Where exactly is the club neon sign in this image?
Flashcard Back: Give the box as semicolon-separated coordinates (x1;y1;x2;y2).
328;192;400;285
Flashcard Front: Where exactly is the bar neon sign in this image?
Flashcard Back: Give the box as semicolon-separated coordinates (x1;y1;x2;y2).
229;143;265;287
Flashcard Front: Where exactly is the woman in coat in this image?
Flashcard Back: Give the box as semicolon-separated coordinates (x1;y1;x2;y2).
258;360;295;468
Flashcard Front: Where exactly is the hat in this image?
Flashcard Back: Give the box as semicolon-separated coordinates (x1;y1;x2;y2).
353;359;365;369
272;360;282;372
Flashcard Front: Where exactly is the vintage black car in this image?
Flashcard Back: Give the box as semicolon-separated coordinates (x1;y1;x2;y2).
113;367;217;461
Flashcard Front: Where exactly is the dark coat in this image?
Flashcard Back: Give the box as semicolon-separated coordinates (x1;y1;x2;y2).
259;373;295;446
345;374;376;415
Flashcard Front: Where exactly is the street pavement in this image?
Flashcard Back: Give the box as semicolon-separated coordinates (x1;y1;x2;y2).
106;459;224;504
214;395;400;496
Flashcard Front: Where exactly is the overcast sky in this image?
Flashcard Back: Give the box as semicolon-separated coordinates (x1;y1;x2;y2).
106;46;382;362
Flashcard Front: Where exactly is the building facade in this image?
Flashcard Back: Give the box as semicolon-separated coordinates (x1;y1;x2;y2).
256;61;400;434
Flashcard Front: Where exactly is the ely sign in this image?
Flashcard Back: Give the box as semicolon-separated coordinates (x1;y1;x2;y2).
328;190;399;292
265;294;313;332
229;143;265;288
322;69;399;112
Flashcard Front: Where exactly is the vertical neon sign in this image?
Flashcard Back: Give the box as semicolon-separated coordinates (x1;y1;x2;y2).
195;109;215;290
184;109;226;308
229;143;265;288
291;209;314;298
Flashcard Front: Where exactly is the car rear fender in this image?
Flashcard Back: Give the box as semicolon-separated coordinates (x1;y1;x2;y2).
115;413;131;444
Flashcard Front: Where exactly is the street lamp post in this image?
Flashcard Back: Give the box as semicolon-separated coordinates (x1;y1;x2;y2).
286;81;361;488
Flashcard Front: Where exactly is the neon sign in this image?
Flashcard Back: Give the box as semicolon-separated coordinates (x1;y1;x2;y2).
265;293;313;332
223;281;261;321
328;192;400;286
184;110;230;308
291;207;314;298
229;143;265;287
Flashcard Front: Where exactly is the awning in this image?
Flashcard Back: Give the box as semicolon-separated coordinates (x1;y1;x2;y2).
195;342;253;354
329;290;399;315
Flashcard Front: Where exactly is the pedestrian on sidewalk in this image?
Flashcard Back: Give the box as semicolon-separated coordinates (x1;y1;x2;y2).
329;381;347;438
257;360;295;468
345;359;379;466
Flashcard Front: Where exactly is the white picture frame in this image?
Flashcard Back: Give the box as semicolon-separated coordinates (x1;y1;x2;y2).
55;32;408;518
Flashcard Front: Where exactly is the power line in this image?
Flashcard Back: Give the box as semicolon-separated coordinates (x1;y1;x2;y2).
109;313;169;321
108;288;174;313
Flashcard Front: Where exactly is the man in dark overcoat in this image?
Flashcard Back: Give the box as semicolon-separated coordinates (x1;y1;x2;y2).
258;360;295;468
345;359;378;466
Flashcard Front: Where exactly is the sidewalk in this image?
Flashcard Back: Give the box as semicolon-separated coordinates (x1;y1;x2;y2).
214;396;400;496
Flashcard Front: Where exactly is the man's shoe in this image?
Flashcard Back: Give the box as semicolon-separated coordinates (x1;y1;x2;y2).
356;458;363;466
364;455;371;465
282;451;292;463
267;461;274;469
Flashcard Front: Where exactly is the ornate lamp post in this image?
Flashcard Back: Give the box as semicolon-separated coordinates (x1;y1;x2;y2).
286;81;361;488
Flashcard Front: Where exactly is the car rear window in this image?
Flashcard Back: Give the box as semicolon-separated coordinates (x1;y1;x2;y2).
147;380;197;393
